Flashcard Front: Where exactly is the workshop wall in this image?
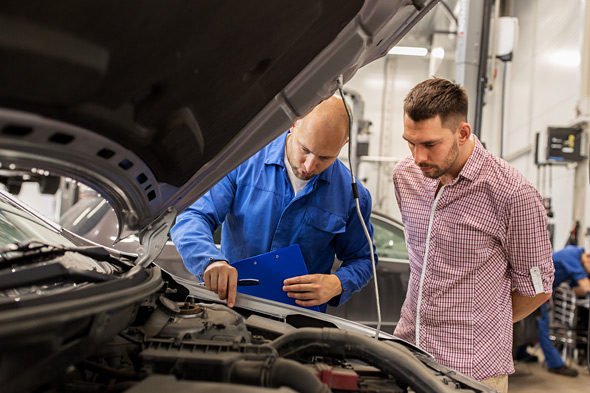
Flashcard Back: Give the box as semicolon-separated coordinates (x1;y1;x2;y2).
345;55;429;219
347;0;587;248
488;0;584;248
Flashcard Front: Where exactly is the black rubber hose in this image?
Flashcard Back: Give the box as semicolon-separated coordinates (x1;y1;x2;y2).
270;328;450;393
230;358;331;393
270;358;331;393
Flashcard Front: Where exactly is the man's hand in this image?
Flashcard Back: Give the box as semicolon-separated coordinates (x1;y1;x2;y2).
283;274;342;307
203;261;238;307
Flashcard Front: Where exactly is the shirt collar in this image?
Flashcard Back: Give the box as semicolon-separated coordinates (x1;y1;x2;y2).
264;131;333;184
457;135;486;182
316;161;334;184
263;131;289;166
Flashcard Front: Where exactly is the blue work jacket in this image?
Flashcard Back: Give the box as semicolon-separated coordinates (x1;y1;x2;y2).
171;132;377;310
553;245;588;289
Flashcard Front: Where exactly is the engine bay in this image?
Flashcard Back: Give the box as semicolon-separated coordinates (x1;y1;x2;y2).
35;276;488;393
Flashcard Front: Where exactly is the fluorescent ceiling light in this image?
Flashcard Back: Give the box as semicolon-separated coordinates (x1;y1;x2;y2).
431;47;445;59
388;46;428;56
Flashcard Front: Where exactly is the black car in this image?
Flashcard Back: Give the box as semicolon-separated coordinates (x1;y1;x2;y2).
0;2;493;392
329;211;410;329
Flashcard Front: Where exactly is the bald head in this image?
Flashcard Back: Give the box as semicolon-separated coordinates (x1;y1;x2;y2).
286;96;349;180
293;96;349;146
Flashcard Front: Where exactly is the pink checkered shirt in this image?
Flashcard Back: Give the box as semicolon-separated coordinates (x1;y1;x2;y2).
392;137;554;380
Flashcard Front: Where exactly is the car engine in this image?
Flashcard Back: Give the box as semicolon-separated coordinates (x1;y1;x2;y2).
36;275;488;393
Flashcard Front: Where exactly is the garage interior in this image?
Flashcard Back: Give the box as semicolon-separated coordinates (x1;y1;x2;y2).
1;1;590;392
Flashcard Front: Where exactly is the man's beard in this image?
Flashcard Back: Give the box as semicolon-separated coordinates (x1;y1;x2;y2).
418;142;458;179
292;165;313;180
296;170;313;180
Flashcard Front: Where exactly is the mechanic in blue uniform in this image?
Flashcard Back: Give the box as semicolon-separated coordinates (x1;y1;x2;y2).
171;97;377;311
536;245;590;377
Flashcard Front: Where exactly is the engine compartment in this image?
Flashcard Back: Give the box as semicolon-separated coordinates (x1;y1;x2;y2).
51;293;404;393
33;277;488;393
0;246;492;393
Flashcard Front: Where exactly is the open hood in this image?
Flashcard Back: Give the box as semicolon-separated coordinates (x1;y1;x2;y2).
0;0;437;241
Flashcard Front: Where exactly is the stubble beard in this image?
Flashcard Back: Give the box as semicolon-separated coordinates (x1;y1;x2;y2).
418;141;459;179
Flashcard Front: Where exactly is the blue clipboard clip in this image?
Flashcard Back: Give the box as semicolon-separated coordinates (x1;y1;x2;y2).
236;278;259;286
230;244;320;312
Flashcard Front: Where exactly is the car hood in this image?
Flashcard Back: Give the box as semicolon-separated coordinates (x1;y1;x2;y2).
0;1;436;245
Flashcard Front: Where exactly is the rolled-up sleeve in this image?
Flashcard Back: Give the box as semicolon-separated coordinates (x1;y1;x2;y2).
506;183;554;295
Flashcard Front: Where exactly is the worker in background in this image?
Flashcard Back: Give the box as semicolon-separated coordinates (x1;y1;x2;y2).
171;96;377;311
392;78;554;393
534;245;590;377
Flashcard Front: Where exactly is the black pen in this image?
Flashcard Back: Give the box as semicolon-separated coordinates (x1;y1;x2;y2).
198;278;260;286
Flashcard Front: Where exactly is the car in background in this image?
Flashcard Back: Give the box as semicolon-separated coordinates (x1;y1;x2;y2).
0;1;493;392
329;211;410;330
60;193;410;330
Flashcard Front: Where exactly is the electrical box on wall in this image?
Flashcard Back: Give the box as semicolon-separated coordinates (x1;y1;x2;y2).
546;126;584;162
496;16;518;61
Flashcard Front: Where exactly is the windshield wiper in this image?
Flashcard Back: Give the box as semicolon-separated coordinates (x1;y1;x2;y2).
0;261;116;292
0;240;130;268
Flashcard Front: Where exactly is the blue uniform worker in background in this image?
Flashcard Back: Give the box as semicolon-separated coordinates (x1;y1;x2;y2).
536;245;590;377
171;97;377;311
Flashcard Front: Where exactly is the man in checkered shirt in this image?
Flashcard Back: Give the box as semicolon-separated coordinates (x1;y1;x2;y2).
393;78;554;393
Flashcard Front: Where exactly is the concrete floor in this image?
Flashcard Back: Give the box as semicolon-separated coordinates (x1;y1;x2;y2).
510;361;590;393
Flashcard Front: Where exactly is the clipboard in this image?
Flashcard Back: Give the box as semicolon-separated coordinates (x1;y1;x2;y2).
231;244;320;312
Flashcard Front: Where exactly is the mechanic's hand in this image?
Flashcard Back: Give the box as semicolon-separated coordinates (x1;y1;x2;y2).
203;261;237;307
282;274;342;307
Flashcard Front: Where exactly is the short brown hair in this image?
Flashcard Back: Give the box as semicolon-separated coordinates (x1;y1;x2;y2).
403;78;468;127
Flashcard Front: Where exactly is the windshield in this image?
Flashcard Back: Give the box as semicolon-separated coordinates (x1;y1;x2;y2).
60;196;112;237
0;192;76;248
0;191;123;302
372;216;408;260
